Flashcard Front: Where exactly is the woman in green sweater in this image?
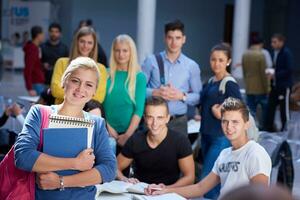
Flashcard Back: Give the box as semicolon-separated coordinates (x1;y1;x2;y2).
103;34;146;152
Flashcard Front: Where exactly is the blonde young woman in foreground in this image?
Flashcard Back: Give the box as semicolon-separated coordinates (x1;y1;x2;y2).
15;57;116;200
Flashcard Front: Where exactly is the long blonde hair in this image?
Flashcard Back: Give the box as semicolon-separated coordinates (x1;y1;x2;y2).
109;34;140;103
69;27;98;63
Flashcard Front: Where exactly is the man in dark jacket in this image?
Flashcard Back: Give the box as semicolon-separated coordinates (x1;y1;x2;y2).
265;33;293;131
41;23;69;85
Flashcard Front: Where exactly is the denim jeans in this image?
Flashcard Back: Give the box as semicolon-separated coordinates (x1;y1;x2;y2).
32;83;45;95
246;94;268;129
200;134;231;199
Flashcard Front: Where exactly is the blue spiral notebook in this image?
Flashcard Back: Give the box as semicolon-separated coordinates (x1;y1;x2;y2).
43;127;88;176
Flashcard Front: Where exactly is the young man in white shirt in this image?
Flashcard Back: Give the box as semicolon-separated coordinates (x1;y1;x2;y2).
146;97;272;199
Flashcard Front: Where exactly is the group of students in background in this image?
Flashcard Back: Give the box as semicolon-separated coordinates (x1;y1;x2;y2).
1;18;298;200
241;33;294;132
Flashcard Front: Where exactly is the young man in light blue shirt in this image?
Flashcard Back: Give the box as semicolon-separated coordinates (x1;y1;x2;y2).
142;19;202;135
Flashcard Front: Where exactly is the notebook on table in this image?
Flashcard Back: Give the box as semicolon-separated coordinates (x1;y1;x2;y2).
95;180;148;195
95;181;186;200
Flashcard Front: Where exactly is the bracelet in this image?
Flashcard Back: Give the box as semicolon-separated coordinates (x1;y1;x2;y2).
59;176;65;191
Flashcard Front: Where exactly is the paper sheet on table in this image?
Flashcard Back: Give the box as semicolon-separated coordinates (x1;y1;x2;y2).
18;96;40;103
132;193;186;200
188;119;201;134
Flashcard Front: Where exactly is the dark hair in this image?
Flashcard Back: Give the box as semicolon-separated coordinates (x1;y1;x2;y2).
272;33;286;42
250;36;264;45
31;26;43;39
164;19;185;35
14;32;20;39
23;31;29;36
145;96;169;114
79;20;87;27
221;97;249;122
83;99;105;118
48;22;62;32
86;19;93;26
211;42;232;60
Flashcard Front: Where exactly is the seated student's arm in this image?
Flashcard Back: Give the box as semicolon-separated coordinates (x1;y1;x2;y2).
0;108;10;126
248;145;272;187
116;153;138;183
116;134;140;184
11;103;25;125
147;172;220;199
250;174;269;186
162;131;194;188
166;155;195;188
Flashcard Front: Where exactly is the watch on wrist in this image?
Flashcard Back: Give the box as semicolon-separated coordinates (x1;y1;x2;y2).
59;176;65;191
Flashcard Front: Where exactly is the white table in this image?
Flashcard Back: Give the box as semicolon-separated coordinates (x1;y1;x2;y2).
97;192;188;200
97;192;132;200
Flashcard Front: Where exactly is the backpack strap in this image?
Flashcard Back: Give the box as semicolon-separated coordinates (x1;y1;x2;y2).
219;75;237;94
155;53;165;85
276;141;294;190
208;76;214;84
38;105;51;150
